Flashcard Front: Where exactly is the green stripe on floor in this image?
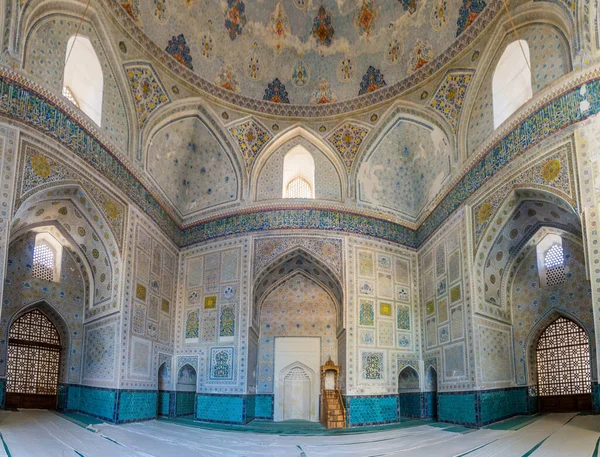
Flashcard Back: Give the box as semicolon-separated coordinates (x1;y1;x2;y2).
0;433;12;457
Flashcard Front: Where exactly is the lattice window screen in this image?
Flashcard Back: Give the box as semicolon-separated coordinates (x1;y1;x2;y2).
32;242;56;282
286;176;312;199
537;317;591;396
6;309;61;395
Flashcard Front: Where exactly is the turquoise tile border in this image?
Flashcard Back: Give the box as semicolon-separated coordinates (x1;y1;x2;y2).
195;394;246;424
0;379;5;409
117;390;157;423
176;391;195;416
438;392;477;426
158;391;171;416
398;393;421;418
254;395;274;420
345;395;399;427
479;388;527;425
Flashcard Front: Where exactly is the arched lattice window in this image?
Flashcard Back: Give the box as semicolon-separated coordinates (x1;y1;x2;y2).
32;233;62;283
6;309;61;397
493;40;533;128
537;317;591;396
282;146;315;199
63;35;103;125
536;234;565;287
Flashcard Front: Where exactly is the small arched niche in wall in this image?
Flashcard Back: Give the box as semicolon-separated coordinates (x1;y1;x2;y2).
254;136;343;202
177;364;197;392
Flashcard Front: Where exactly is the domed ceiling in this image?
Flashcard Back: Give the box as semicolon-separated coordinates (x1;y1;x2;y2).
120;0;492;106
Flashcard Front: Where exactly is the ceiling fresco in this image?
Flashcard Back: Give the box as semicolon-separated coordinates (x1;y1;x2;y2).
357;119;451;221
147;116;240;218
120;0;490;105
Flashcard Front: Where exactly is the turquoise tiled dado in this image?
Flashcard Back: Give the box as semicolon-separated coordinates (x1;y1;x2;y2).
158;391;171;416
592;382;600;413
422;392;437;419
479;388;527;425
176;392;195;416
254;395;273;419
78;387;117;422
245;395;256;422
398;393;421;418
438;393;476;426
196;395;245;424
0;379;5;409
117;391;157;423
346;395;398;426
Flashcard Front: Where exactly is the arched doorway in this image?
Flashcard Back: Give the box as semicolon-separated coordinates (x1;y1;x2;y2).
280;363;315;421
175;364;197;416
537;317;592;412
6;309;62;409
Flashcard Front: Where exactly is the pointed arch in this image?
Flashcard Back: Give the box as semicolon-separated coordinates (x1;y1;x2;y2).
458;3;574;160
525;309;594;388
11;183;123;311
398;366;420;392
424;365;438;392
252;126;346;202
19;2;137;155
473;186;580;311
176;363;197;392
7;300;72;385
142;103;243;219
253;247;344;328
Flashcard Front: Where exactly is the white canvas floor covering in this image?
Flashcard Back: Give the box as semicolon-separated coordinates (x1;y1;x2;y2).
0;410;598;457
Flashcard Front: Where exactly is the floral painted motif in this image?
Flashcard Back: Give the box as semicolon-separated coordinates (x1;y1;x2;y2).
153;0;169;23
245;43;263;80
263;78;290;103
385;39;403;65
398;0;418;14
270;1;290;51
185;310;199;339
358;66;386;95
431;0;448;30
125;65;169;128
355;0;378;37
291;60;310;87
311;5;335;47
199;27;215;61
363;352;383;379
337;58;356;82
327;122;368;171
219;306;235;337
430;72;473;133
216;65;241;92
310;78;337;104
165;34;193;70
224;0;247;41
407;40;434;74
456;0;486;36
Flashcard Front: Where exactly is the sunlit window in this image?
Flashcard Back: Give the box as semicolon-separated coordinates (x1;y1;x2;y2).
493;40;533;128
31;233;62;283
282;146;315;199
544;244;564;268
63;35;103;125
536;234;565;287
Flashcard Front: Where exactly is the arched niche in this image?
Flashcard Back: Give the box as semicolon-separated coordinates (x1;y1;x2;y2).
176;363;197;392
11;183;122;311
252;127;345;203
356;111;453;222
474;187;580;315
276;361;318;422
424;365;438;392
20;5;133;154
252;247;344;330
398;366;420;392
460;4;574;158
158;361;171;391
143;108;242;219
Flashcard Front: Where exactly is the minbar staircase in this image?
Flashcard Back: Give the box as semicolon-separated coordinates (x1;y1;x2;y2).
321;390;346;429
